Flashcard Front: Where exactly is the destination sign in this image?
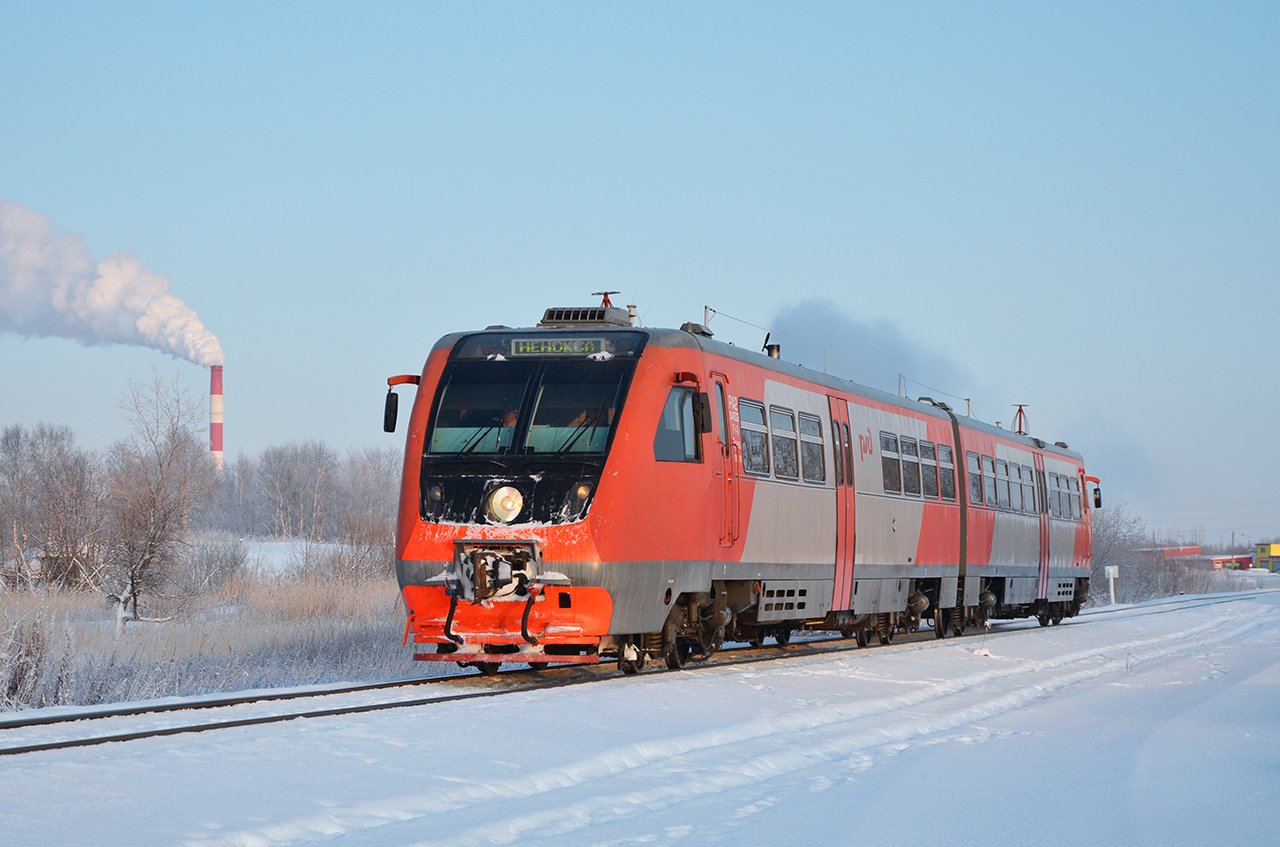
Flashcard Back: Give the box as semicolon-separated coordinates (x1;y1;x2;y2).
509;338;606;357
453;331;646;361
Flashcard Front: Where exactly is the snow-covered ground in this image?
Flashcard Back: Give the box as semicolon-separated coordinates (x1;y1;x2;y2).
2;592;1278;846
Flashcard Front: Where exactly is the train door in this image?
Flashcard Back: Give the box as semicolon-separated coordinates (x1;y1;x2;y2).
828;396;854;611
712;373;739;547
1034;454;1050;600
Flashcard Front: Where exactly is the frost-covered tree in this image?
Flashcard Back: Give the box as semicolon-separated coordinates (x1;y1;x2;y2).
93;375;216;631
0;424;105;589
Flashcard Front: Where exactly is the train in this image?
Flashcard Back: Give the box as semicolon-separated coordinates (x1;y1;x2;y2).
384;297;1100;674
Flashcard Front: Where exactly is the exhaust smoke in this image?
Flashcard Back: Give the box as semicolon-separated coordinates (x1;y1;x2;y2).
0;197;223;366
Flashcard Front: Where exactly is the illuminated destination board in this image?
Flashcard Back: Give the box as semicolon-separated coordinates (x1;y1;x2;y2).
510;337;605;357
453;331;647;361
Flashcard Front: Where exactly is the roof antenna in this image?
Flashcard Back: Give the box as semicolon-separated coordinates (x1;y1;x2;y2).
761;332;780;360
592;290;620;308
1013;404;1029;435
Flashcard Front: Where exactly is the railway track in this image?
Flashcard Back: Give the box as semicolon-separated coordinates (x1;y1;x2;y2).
3;588;1274;757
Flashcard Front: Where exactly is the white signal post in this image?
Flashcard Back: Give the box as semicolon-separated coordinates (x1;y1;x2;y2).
1105;565;1119;605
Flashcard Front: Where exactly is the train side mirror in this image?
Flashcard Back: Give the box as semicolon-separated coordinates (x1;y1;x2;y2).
693;391;714;435
384;391;399;433
1093;488;1103;509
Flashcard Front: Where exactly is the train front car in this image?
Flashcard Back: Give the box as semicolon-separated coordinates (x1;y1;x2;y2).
391;304;725;673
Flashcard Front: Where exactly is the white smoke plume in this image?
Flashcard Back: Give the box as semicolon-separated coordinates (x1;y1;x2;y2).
0;197;223;366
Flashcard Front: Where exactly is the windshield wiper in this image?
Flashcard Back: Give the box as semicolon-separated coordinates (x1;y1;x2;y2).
556;398;608;458
458;403;511;457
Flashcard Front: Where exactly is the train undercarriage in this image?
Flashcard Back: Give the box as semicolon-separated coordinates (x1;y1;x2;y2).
406;547;1091;674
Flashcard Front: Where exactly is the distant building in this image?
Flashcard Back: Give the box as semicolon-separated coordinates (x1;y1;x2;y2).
1137;545;1212;570
1256;544;1280;572
1210;555;1253;570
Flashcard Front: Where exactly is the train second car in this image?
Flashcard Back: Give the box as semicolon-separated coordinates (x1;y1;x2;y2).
385;300;1097;673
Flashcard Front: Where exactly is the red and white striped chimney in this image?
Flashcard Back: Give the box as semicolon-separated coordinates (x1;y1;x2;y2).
210;365;224;471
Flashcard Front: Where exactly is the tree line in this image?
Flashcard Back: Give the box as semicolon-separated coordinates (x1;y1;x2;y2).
1;375;400;628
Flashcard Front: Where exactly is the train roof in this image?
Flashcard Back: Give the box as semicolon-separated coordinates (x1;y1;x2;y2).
429;320;1083;463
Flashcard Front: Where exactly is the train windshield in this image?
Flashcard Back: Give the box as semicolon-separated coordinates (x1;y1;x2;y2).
426;332;645;460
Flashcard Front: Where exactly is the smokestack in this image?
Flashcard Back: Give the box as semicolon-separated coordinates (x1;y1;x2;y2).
210;365;224;471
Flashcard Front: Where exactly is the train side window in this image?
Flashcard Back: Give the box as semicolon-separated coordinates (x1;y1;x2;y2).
798;413;826;484
1022;465;1036;513
881;432;902;494
995;459;1011;509
967;452;982;505
1010;465;1024;512
771;407;800;480
832;419;845;486
982;455;997;507
653;387;700;463
740;400;770;475
938;445;956;501
1048;473;1062;517
920;441;939;498
900;436;921;496
1069;476;1081;520
842;422;854;488
715;382;729;457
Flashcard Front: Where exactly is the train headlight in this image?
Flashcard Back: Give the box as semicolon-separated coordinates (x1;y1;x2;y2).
486;485;523;523
574;482;592;500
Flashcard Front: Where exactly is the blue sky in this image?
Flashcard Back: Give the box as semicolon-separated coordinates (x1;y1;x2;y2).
2;2;1277;543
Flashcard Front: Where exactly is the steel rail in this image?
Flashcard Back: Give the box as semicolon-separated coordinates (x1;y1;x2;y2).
3;588;1274;756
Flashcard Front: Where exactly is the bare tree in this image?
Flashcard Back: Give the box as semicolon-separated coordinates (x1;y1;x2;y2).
256;441;339;540
33;434;105;588
0;424;105;589
92;374;217;632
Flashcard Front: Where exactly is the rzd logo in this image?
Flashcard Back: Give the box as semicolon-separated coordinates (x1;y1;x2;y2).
858;429;874;460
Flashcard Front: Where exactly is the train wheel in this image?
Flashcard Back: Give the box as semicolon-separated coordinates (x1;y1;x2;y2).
1037;612;1050;627
878;613;895;645
748;636;764;648
617;638;646;675
664;639;691;670
856;628;872;648
933;609;950;639
474;662;500;676
840;627;855;639
952;613;965;637
1050;609;1064;626
774;628;793;647
618;655;644;675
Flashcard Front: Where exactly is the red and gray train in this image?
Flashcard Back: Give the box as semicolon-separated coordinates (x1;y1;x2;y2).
384;300;1099;673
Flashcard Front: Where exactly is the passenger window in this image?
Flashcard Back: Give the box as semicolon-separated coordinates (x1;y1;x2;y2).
1010;465;1024;512
967;452;982;505
798;413;826;484
982;456;997;507
842;422;854;488
715;383;729;457
832;419;845;486
996;460;1011;509
1022;465;1036;513
900;436;921;496
1069;476;1081;520
1048;473;1062;517
881;432;902;494
740;400;769;475
771;407;799;480
920;441;939;499
653;387;699;462
939;445;956;501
